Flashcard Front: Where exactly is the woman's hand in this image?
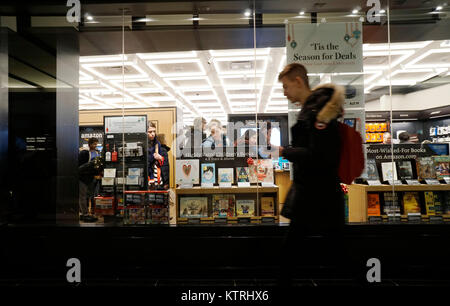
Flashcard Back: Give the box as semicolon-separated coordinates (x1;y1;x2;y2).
154;153;162;161
279;146;284;157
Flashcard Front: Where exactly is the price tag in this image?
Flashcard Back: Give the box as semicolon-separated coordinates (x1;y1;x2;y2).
126;142;138;149
407;213;421;222
406;179;421;185
201;183;214;188
424;179;441;185
187;218;200;224
261;182;275;187
107;135;114;139
214;217;227;224
368;216;383;223
237;182;251;188
392;180;403;185
180;184;194;189
367;180;382;186
444;177;450;184
219;183;232;188
429;215;443;222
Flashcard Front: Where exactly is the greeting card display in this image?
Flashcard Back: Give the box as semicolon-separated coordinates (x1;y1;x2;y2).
176;159;200;185
249;159;274;184
201;163;216;184
179;197;209;218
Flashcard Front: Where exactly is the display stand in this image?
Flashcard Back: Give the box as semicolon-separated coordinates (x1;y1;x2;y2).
123;190;170;225
176;186;279;225
98;115;148;220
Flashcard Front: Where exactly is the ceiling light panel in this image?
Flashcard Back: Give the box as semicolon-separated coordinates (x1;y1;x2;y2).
405;48;450;68
165;76;212;89
209;48;270;57
137;51;197;60
213;56;268;75
145;59;206;77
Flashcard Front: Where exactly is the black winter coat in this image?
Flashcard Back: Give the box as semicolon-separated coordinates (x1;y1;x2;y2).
160;144;170;187
282;84;345;231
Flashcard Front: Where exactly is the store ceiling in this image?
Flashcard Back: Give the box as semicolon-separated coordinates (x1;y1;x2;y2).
77;39;450;125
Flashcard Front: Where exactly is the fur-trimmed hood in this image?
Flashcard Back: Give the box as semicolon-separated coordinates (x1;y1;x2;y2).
309;83;345;124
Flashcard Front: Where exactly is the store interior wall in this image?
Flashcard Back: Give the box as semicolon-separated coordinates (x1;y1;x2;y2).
0;27;7;224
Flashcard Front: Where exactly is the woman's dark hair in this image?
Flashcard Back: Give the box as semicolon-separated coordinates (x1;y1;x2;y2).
399;132;410;142
204;166;214;173
88;137;99;146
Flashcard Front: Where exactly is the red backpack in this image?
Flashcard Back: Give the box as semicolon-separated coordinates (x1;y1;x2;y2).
338;122;365;184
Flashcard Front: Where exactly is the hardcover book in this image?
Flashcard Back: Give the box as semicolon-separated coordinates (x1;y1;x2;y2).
381;162;398;182
261;197;275;216
176;159;200;185
416;157;436;179
397;160;414;180
236;200;255;217
402;192;421;214
367;193;381;216
383;192;401;215
433;156;450;179
433;192;443;215
249;159;274;184
179;197;209;218
236;167;250;183
218;168;234;184
365;159;379;180
212;194;236;217
201;163;216;184
424;191;436;216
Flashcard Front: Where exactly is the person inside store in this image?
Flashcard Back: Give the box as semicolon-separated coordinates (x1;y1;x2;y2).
78;137;101;222
202;119;228;149
184;117;207;149
277;63;353;288
156;133;171;190
147;122;164;188
258;121;280;159
399;131;412;144
382;132;392;144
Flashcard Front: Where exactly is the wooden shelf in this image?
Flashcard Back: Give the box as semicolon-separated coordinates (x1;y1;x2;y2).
176;185;279;195
348;183;450;223
350;184;450;192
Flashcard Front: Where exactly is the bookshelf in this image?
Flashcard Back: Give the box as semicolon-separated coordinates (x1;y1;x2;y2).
348;183;450;222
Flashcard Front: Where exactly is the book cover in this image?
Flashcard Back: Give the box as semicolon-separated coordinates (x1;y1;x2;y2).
212;194;236;217
236;200;255;217
179;197;209;218
381;162;398;182
367;193;381;216
365;159;379;180
402;192;421;214
201;163;216;184
176;159;200;185
236;167;250;183
218;168;233;184
424;191;436;216
397;160;414;180
249;159;274;184
383;192;400;215
433;156;450;179
433;192;443;215
125;205;146;224
261;197;275;216
416;157;436;179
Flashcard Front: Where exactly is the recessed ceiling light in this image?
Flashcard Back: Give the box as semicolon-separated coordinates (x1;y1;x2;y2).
299;11;305;15
436;6;443;10
352;9;359;14
380;9;386;14
86;15;94;21
244;9;251;17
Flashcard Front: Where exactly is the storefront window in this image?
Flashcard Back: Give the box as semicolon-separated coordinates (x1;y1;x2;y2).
1;1;449;227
